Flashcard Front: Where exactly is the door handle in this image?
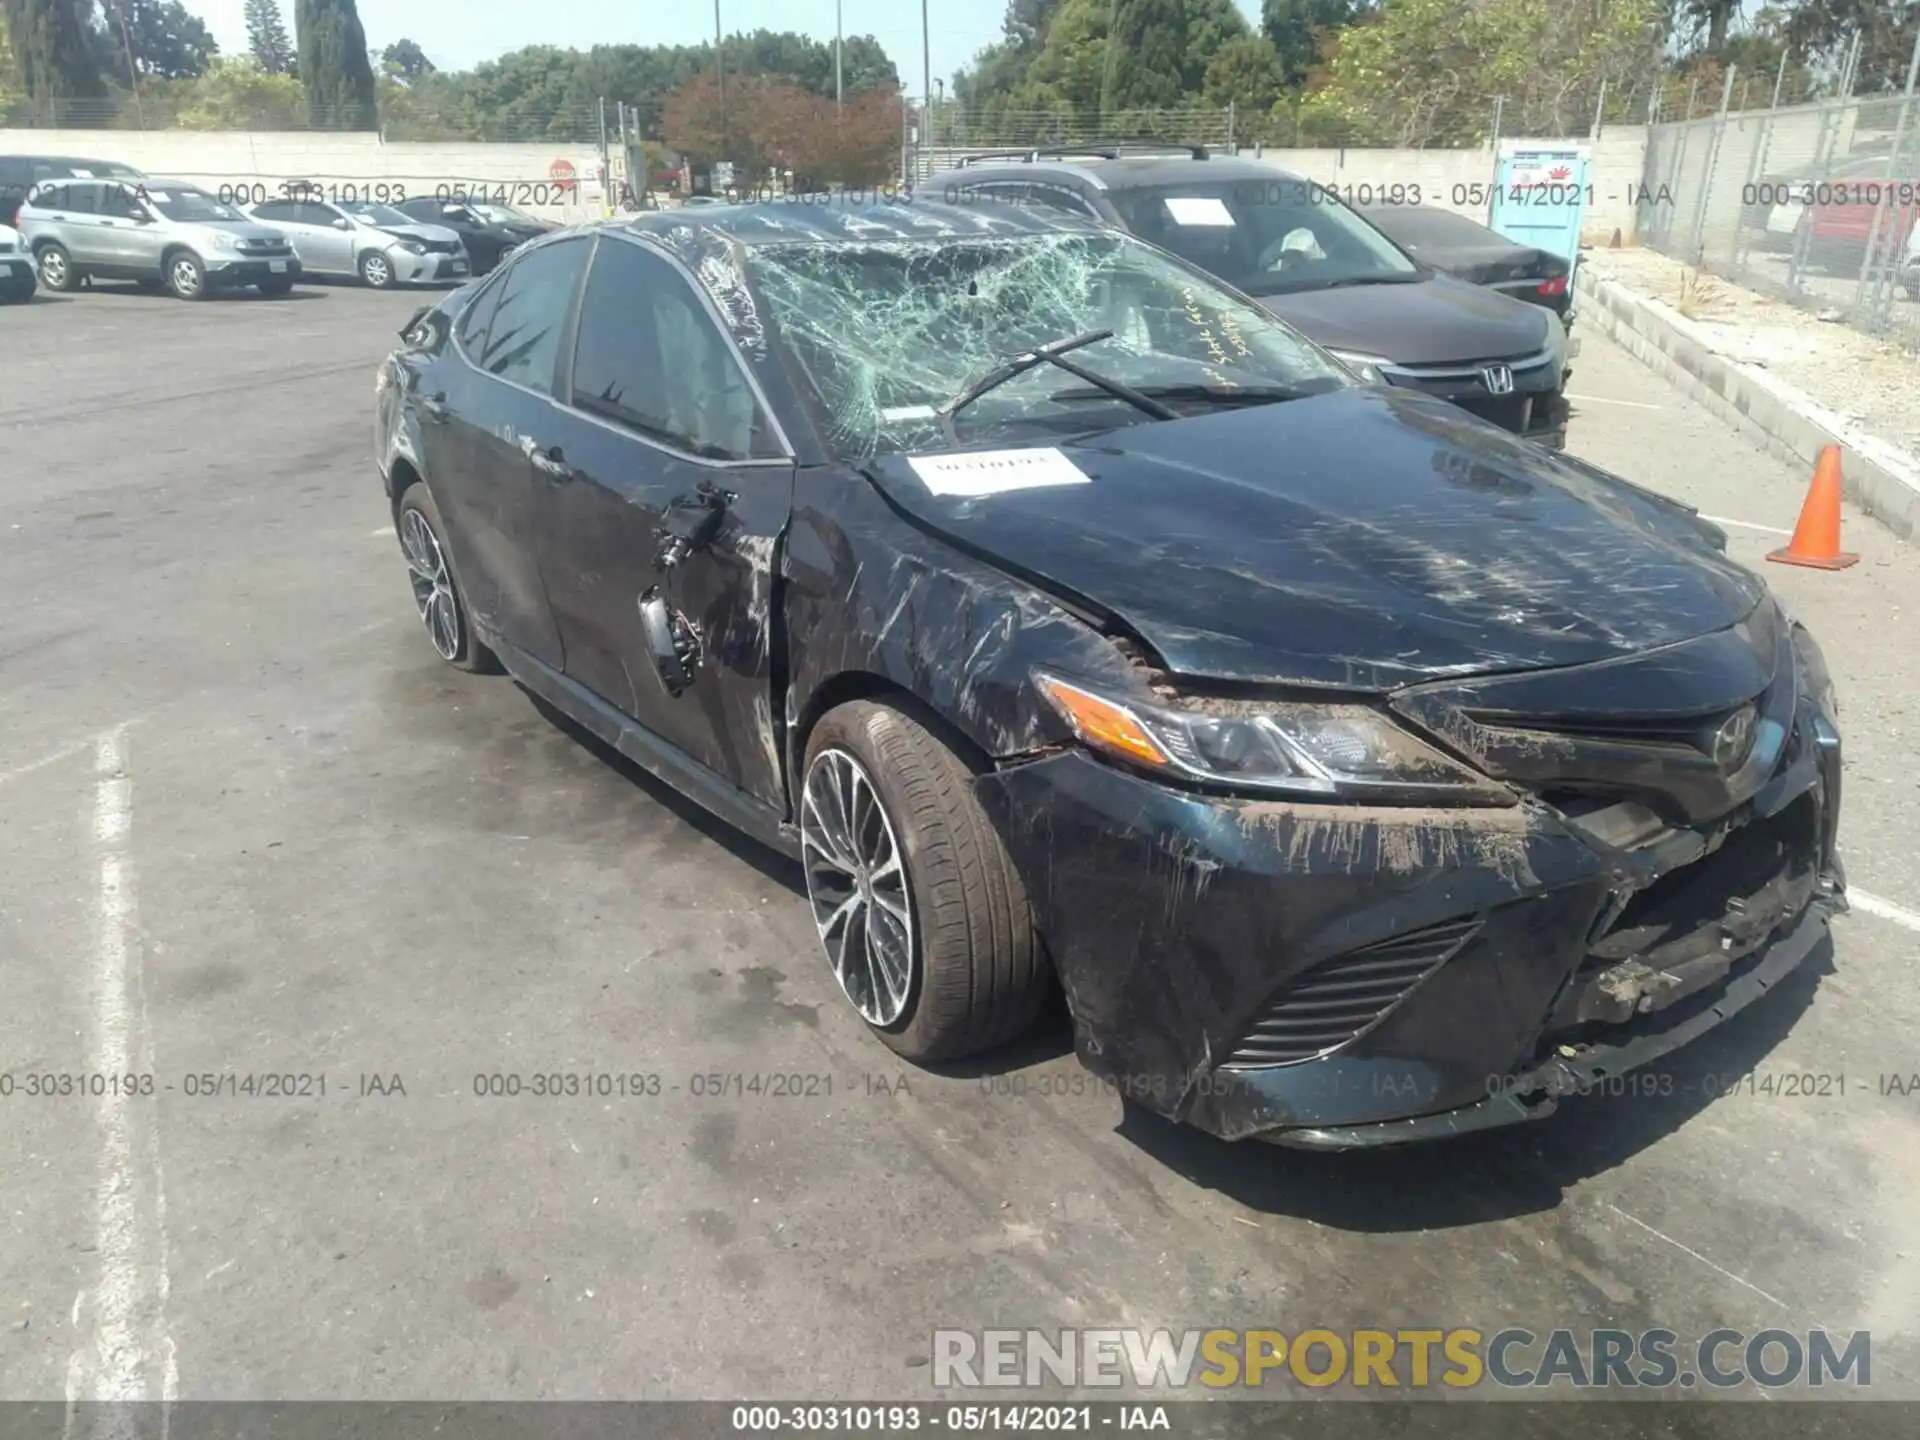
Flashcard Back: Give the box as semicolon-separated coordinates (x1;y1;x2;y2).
417;392;450;422
518;435;575;482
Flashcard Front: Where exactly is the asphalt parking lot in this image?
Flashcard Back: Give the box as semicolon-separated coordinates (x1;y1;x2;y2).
3;278;1919;1416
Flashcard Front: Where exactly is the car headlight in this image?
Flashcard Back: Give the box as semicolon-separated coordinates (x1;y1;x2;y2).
1034;672;1509;805
1327;349;1389;385
398;239;427;255
1791;623;1838;722
209;231;242;250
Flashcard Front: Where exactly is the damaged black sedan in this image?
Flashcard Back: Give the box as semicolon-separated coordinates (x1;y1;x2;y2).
374;200;1846;1148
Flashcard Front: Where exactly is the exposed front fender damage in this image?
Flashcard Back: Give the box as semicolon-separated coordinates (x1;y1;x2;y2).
779;468;1141;772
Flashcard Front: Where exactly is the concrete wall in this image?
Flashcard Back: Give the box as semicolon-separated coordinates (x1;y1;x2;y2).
0;129;615;223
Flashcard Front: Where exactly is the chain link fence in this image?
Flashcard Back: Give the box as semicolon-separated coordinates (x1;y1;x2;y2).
1639;34;1920;353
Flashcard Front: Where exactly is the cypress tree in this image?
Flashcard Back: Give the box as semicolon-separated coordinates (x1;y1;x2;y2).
293;0;376;128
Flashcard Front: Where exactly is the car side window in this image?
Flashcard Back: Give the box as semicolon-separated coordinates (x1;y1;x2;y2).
455;268;509;356
1029;184;1099;219
98;184;137;219
253;200;296;223
567;237;777;461
477;237;590;395
307;203;344;226
36;180;98;213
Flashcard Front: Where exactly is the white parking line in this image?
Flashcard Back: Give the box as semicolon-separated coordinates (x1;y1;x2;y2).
1699;514;1795;537
1567;393;1665;410
67;729;177;1423
1850;889;1920;934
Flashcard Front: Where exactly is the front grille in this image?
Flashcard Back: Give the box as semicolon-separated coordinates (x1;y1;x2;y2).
1225;917;1484;1067
420;238;460;254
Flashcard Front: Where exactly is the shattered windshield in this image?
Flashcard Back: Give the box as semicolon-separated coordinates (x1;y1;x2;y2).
1108;179;1420;297
746;230;1350;461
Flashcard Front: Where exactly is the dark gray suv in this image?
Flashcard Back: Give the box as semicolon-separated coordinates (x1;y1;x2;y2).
925;145;1573;446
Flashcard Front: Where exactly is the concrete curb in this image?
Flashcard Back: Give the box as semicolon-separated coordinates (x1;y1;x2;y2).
1574;266;1920;543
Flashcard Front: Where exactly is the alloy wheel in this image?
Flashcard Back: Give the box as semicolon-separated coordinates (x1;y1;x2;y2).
169;256;202;297
39;249;68;287
801;747;917;1027
363;254;391;287
399;507;461;661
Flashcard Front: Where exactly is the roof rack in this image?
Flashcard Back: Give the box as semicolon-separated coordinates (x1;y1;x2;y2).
1029;141;1210;161
954;149;1047;168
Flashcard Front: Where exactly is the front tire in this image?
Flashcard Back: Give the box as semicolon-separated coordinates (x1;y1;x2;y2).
165;251;207;300
359;250;395;289
36;243;76;292
801;700;1051;1062
395;482;499;673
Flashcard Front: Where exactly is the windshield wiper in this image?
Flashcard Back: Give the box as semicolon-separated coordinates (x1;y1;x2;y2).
1316;274;1425;289
1048;381;1314;408
937;329;1177;445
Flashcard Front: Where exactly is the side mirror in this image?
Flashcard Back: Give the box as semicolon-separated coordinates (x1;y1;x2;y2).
333;217;353;230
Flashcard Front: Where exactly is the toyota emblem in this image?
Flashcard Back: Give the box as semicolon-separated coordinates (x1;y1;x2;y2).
1706;706;1757;769
1481;364;1515;395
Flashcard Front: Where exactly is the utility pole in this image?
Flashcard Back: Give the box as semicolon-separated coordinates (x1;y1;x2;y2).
1101;0;1122;117
836;0;844;114
714;0;727;161
922;0;932;135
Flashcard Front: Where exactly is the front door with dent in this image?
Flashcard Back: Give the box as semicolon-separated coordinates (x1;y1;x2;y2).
532;232;794;808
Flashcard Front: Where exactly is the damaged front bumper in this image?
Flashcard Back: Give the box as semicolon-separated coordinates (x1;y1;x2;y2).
972;686;1843;1149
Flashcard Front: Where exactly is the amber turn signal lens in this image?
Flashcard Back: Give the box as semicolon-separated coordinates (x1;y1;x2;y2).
1035;675;1171;769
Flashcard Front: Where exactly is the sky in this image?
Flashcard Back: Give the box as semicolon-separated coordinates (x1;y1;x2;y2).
192;0;1269;98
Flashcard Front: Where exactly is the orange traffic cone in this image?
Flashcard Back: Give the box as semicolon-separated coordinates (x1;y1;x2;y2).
1768;445;1858;571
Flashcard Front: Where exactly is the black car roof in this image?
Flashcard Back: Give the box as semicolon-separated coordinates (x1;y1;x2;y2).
926;153;1306;192
625;197;1102;251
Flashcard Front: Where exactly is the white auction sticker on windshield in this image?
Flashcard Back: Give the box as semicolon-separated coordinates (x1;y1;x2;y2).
907;448;1091;498
144;191;171;202
1164;196;1235;227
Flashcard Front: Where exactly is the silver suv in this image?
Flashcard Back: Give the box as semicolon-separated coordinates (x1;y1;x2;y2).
245;198;469;288
17;177;300;299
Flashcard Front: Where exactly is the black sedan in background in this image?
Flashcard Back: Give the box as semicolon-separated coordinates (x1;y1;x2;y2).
375;201;1844;1150
395;196;554;273
1358;202;1575;326
927;154;1573;447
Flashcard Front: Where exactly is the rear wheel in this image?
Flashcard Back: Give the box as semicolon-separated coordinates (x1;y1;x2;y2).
801;700;1051;1062
165;251;207;300
35;243;76;292
395;482;499;673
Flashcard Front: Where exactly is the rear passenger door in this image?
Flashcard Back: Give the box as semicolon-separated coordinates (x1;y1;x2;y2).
435;235;593;668
533;233;795;806
31;180;104;263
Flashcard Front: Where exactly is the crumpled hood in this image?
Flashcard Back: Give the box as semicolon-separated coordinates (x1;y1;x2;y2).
863;388;1763;692
372;222;460;245
1260;272;1552;365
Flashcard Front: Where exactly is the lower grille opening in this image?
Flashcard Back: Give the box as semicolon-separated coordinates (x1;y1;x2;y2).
1225;916;1484;1068
1546;793;1820;1036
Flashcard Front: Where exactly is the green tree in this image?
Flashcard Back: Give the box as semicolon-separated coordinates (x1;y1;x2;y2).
1779;1;1919;86
1203;33;1286;114
175;54;304;126
1262;1;1368;89
1301;0;1662;146
122;0;217;79
381;37;431;81
244;0;292;74
2;0;105;99
294;0;374;127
